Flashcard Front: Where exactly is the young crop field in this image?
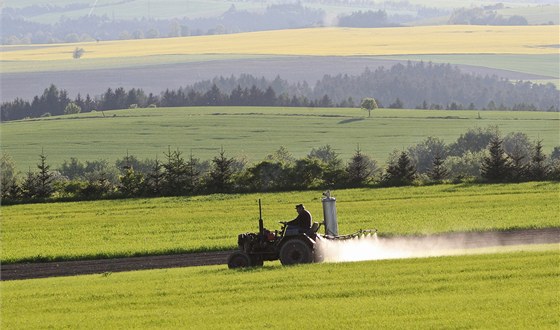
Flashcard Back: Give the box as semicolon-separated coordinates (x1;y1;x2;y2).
1;250;558;328
2;107;559;172
2;182;558;264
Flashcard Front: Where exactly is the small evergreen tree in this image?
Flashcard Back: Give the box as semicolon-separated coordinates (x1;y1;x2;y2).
185;153;202;194
207;148;235;193
162;147;189;196
383;151;417;186
144;158;164;196
507;145;528;182
35;150;55;198
346;146;378;187
21;169;38;199
428;151;448;182
118;167;144;197
481;137;512;182
528;140;549;181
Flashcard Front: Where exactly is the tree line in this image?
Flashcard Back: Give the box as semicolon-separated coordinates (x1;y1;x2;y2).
2;62;558;121
2;126;558;204
2;2;448;45
448;6;530;26
1;3;324;45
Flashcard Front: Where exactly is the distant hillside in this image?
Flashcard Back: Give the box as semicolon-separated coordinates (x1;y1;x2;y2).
3;62;558;122
1;1;448;44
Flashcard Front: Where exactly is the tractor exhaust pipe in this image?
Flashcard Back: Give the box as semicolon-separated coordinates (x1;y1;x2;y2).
258;199;264;235
322;191;339;236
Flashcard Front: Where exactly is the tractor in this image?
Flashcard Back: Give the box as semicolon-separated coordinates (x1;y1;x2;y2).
227;191;376;268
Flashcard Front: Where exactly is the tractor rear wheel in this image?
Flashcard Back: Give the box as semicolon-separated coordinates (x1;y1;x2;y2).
279;239;313;265
227;251;251;269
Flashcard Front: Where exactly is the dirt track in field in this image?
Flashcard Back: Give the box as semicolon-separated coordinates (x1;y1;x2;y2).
2;228;558;281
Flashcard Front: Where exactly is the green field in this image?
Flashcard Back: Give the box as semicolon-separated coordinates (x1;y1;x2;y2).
1;250;558;329
2;182;558;264
2;107;559;173
4;53;556;80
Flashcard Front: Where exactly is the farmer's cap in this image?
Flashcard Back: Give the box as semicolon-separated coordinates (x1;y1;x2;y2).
295;204;304;209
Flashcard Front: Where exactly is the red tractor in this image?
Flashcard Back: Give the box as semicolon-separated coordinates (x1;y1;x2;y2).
227;192;375;268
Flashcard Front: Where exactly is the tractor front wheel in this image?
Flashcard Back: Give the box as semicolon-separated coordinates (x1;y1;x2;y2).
227;251;251;269
279;239;313;265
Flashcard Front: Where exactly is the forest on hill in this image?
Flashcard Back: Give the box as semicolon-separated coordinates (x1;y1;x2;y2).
2;62;558;121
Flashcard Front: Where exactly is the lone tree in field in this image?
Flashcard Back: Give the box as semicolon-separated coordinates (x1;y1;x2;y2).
361;97;378;118
481;136;512;182
73;47;85;59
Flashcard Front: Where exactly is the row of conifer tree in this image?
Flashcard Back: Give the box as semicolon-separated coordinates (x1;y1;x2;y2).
2;127;558;204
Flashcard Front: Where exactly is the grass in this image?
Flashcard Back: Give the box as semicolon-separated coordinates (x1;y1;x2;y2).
1;249;558;329
1;182;558;264
2;107;559;173
1;25;557;66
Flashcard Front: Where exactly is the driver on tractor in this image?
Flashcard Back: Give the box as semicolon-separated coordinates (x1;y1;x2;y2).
285;204;312;233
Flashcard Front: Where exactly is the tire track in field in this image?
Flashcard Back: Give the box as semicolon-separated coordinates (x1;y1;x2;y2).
2;228;558;281
1;251;235;281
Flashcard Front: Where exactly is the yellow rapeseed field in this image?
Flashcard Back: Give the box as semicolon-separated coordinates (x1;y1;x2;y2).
2;25;558;62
